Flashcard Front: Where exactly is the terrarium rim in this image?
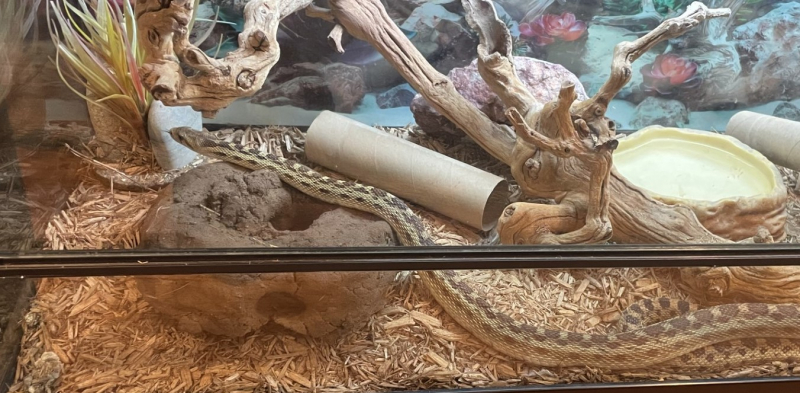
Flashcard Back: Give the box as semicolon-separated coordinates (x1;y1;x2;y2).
7;243;800;278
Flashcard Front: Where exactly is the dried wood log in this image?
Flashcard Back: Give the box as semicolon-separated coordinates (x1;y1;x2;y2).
135;0;313;117
326;0;517;164
461;0;541;120
680;265;800;305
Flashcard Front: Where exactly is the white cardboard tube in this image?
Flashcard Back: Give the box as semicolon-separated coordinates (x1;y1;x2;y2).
305;111;509;231
726;111;800;171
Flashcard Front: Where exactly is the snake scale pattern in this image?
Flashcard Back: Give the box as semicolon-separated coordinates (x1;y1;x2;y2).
170;127;800;371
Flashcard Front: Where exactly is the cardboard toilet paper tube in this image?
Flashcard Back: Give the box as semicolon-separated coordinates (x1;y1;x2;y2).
305;111;509;231
726;111;800;171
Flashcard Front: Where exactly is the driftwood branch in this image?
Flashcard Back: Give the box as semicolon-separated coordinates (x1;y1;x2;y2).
506;88;574;156
573;2;731;122
326;0;517;164
495;2;735;245
327;24;346;53
462;0;541;118
304;5;335;22
135;0;313;117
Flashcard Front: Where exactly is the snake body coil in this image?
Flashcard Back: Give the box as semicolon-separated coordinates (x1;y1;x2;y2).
170;127;800;371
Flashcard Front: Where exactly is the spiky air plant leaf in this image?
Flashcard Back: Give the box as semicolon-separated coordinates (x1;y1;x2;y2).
47;0;151;135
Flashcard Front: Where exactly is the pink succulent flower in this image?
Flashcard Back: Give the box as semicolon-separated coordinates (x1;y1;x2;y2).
519;13;587;46
640;54;701;95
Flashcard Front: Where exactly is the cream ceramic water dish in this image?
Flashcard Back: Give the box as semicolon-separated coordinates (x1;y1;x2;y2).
614;126;787;241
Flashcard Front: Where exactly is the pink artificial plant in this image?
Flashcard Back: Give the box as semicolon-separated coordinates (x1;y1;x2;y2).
519;12;587;46
640;53;701;95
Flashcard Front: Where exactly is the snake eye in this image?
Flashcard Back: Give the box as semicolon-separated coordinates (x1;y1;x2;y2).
169;128;184;143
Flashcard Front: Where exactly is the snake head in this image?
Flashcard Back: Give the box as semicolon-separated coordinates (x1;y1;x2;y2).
169;127;202;148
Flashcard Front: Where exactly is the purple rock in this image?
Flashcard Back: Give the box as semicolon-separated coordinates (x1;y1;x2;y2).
411;57;587;138
730;3;800;107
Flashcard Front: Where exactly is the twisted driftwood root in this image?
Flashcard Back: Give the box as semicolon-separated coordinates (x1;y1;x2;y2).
135;0;313;117
497;83;618;245
680;265;800;305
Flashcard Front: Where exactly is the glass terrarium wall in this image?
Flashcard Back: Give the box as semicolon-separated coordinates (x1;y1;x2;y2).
2;0;800;392
1;0;83;389
8;264;800;393
1;0;94;253
1;2;799;248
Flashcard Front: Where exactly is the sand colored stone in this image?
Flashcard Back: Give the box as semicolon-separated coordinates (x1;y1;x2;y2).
137;163;398;338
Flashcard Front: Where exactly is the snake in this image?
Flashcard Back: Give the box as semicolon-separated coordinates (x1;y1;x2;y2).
169;127;800;371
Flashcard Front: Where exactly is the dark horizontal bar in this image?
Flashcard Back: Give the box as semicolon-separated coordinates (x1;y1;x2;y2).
2;243;800;277
421;377;800;393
